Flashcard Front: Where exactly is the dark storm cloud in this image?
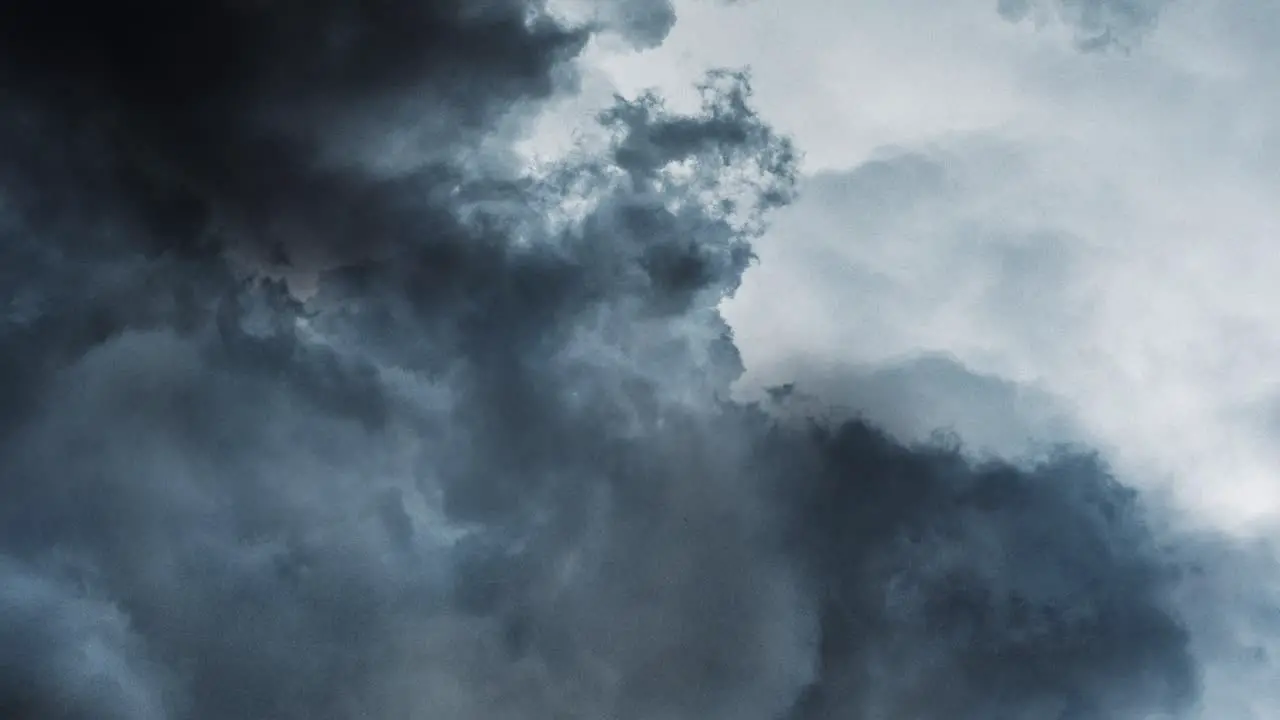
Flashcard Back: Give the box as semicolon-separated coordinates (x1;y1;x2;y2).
775;424;1195;719
0;0;611;265
0;1;1269;718
996;0;1173;51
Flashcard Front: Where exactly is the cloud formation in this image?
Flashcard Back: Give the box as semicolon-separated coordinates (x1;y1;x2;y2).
0;0;1271;718
996;0;1173;50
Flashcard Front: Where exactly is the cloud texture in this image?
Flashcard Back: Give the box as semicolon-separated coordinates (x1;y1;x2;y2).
996;0;1172;50
0;0;1272;718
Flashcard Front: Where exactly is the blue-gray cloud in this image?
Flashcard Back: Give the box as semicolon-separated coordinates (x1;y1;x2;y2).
997;0;1173;51
0;1;1270;718
761;353;1082;458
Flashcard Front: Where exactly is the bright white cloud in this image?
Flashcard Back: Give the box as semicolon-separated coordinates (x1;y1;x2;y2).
566;0;1280;534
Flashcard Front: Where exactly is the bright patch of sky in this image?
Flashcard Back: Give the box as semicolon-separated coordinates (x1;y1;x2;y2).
529;0;1280;534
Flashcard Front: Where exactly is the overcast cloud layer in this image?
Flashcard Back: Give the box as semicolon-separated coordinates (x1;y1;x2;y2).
1;0;1278;719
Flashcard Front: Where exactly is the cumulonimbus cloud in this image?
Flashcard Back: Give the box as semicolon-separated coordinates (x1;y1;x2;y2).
0;1;1270;718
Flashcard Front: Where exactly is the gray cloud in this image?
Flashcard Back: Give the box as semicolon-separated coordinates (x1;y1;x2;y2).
996;0;1173;51
759;353;1082;459
779;431;1196;719
0;1;1273;718
0;558;170;720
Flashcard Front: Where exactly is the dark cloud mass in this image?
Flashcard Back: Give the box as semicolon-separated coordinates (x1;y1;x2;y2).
0;0;1269;718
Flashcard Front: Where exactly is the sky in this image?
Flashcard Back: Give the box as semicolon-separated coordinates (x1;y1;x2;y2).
2;0;1279;718
557;0;1280;530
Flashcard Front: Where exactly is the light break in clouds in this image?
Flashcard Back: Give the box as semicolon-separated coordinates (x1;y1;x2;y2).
580;0;1280;528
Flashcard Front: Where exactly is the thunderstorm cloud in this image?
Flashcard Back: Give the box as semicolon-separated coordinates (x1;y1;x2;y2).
0;1;1273;719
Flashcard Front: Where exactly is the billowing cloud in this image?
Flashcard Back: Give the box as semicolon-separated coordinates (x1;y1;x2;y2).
757;353;1082;459
0;1;1273;718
